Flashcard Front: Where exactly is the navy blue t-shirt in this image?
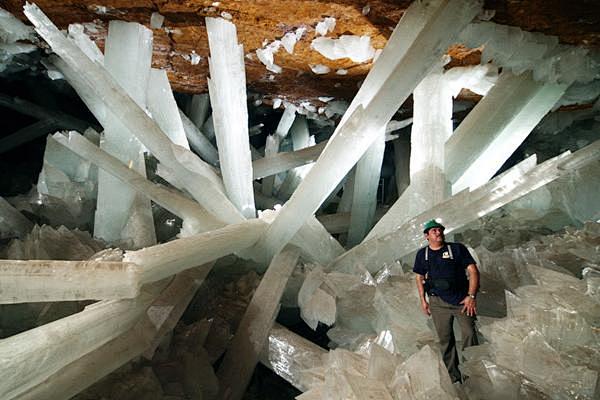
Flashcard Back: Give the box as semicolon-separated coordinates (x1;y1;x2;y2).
413;242;476;305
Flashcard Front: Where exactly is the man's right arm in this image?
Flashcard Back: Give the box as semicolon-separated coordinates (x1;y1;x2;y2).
415;273;430;316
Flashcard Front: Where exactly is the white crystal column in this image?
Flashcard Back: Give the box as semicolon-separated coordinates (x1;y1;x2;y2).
94;21;156;248
262;105;297;196
147;68;190;149
277;116;314;200
54;132;223;235
126;219;268;284
186;93;211;130
366;67;452;240
328;139;600;274
253;0;482;261
252;140;327;179
179;109;220;166
217;246;302;400
447;70;569;193
0;259;140;303
206;17;256;218
393;135;410;197
346;131;385;247
25;6;244;224
0;196;33;239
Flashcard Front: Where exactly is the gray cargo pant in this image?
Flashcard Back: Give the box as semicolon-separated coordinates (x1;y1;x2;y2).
429;296;478;383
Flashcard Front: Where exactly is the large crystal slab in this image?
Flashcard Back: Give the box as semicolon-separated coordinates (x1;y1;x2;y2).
0;259;140;304
217;246;301;400
252;0;482;261
0;196;33;239
367;66;452;241
328;140;600;273
146;68;189;149
94;20;156;248
206;17;255;218
447;70;569;193
25;5;245;225
390;345;457;399
53;131;223;235
259;323;327;392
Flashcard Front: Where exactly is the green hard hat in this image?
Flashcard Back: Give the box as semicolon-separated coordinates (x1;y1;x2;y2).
423;219;445;233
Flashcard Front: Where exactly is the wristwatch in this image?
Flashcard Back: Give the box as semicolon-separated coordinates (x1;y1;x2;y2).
468;293;476;299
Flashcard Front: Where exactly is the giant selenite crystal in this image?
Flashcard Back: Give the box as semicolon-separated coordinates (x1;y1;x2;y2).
26;5;245;224
366;65;453;241
205;17;256;218
94;20;156;248
253;0;483;261
448;70;569;193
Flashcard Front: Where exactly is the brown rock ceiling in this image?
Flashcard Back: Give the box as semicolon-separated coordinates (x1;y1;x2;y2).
4;0;600;102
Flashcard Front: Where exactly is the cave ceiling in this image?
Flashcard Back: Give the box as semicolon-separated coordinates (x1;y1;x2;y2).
3;0;600;103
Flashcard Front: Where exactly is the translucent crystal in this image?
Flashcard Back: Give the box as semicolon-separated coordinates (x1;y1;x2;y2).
147;68;190;149
206;17;256;218
0;195;33;239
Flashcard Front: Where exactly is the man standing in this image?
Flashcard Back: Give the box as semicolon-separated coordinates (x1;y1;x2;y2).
413;219;479;383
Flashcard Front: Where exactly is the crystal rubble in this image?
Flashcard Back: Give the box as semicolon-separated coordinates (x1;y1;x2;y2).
462;271;599;399
0;259;140;304
328;140;600;274
4;224;104;261
217;246;302;400
450;71;569;193
366;65;453;241
297;344;457;400
53;131;224;235
0;7;37;72
94;20;156;249
16;265;212;400
262;104;297;196
311;35;376;63
346;132;385;247
25;5;244;225
147;68;190;149
125;218;267;284
0;196;33;239
36;133;97;228
179;109;220;167
253;0;483;262
206;17;256;219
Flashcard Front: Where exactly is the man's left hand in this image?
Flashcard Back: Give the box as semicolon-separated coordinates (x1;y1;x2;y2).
460;296;477;316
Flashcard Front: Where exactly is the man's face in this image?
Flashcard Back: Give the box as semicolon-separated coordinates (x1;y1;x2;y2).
425;227;445;245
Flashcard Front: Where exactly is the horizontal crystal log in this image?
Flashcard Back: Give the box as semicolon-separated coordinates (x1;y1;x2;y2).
0;259;140;304
126;219;268;284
